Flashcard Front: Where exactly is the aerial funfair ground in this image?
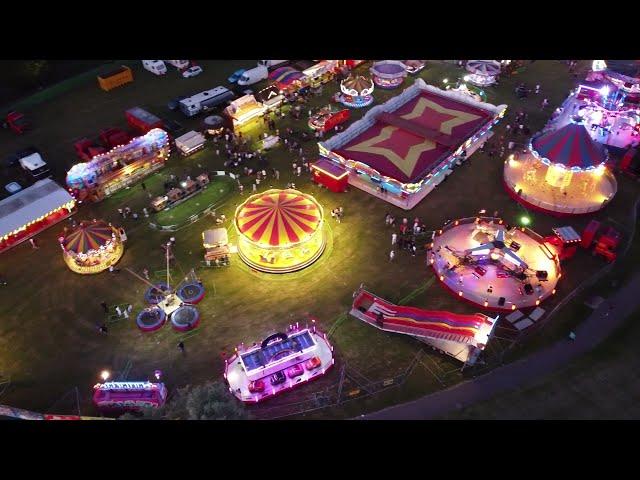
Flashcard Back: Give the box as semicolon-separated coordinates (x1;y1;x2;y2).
319;78;506;209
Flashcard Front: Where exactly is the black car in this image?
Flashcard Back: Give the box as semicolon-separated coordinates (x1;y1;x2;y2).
161;118;185;137
167;95;188;112
270;371;286;386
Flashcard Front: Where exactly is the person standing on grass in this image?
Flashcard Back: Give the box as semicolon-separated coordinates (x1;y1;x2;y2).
100;301;109;314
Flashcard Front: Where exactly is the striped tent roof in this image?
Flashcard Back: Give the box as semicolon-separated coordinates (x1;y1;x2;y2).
62;220;115;254
235;189;323;248
268;67;305;87
531;123;608;169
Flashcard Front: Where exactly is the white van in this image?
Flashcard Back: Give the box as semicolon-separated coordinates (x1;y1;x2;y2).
19;152;50;179
257;60;288;69
142;60;167;75
237;65;269;86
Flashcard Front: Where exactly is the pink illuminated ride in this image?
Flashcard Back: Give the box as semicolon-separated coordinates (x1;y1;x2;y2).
350;288;498;366
92;381;167;413
224;325;334;403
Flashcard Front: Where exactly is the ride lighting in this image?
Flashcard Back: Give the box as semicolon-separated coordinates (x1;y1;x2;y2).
100;370;110;382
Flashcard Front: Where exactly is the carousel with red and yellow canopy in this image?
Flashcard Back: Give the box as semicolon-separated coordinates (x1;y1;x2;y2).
59;220;124;274
234;189;326;273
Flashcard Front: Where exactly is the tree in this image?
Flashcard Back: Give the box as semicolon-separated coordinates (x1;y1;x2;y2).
21;61;51;88
119;380;248;420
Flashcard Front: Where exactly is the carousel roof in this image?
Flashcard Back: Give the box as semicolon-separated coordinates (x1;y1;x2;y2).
341;75;374;94
235;189;323;247
531;123;608;169
62;220;115;254
466;60;501;77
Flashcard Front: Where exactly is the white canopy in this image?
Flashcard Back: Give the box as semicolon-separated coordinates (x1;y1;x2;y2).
0;179;74;239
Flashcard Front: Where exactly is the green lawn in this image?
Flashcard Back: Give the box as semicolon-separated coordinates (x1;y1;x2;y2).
0;60;638;418
152;176;235;228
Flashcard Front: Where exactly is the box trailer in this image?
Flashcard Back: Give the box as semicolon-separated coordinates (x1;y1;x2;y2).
18;152;51;179
97;66;133;92
125;107;164;134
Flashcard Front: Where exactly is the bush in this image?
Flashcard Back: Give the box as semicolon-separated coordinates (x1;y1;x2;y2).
119;381;248;420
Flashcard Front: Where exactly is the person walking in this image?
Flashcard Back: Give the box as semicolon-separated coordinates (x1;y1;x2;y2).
123;305;130;319
178;341;185;354
392;232;397;245
100;301;109;314
252;182;257;193
389;250;395;262
275;169;280;180
541;98;549;109
535;84;540;94
115;305;122;317
118;208;124;218
141;182;146;191
29;238;39;249
143;268;150;280
99;324;108;335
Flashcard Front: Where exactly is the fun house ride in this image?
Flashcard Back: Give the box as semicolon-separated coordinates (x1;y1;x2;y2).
224;324;334;403
320;78;506;210
66;128;170;202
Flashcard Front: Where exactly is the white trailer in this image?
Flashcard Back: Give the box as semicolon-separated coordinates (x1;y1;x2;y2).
257;60;288;69
142;60;167;75
178;87;235;117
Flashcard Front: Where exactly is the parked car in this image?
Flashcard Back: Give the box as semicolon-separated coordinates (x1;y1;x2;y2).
167;95;188;111
228;69;246;83
248;379;265;393
182;66;203;78
270;371;286;386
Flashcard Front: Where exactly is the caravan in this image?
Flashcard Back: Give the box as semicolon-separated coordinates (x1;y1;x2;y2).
142;60;167;76
178;87;236;117
166;60;190;70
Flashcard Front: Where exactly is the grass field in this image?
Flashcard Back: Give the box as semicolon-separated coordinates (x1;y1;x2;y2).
0;60;638;418
152;176;235;227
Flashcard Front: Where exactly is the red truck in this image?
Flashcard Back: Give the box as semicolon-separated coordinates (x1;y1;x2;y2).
308;106;350;133
125;107;164;134
3;111;30;134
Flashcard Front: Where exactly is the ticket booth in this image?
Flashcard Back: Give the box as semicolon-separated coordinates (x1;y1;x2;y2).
311;158;349;193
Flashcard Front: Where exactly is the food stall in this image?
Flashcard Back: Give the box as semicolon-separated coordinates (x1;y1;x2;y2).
302;60;339;88
175;130;206;156
224;95;267;129
202;227;230;264
311;158;349;193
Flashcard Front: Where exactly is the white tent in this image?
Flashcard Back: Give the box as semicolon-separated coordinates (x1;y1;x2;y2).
0;179;74;240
